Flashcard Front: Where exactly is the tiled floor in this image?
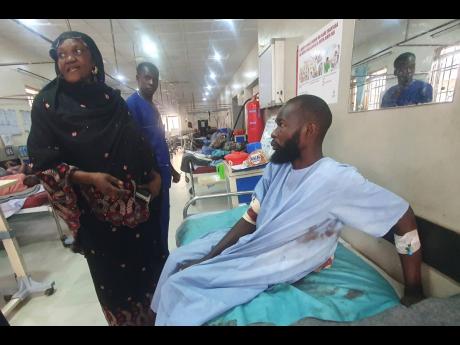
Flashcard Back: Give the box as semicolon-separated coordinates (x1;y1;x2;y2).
0;150;229;325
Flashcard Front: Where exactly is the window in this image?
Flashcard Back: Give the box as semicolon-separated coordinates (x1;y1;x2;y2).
161;115;167;130
167;116;180;131
25;86;39;107
350;78;358;111
365;68;387;110
349;67;387;111
429;45;460;103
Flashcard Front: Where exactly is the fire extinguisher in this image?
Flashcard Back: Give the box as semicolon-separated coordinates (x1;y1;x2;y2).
246;94;264;143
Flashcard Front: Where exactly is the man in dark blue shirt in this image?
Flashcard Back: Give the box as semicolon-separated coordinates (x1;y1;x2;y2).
381;52;433;108
126;62;181;255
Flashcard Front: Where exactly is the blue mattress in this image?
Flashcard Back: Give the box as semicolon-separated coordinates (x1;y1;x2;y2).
176;206;400;326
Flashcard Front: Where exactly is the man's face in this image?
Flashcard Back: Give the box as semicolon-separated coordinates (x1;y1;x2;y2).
137;66;159;96
270;104;303;164
394;57;415;86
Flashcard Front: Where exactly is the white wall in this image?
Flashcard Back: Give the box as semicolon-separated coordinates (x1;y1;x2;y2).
220;44;259;103
0;52;53;151
217;44;259;128
256;19;460;296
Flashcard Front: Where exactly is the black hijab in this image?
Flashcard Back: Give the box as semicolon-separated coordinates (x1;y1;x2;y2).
27;31;157;185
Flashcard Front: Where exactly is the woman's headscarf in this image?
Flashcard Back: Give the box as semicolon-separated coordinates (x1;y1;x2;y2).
27;31;157;185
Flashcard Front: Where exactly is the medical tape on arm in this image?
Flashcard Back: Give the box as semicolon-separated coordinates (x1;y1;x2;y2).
242;197;260;225
394;229;421;256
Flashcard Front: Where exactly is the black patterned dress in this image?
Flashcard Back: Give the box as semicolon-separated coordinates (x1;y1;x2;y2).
28;72;168;325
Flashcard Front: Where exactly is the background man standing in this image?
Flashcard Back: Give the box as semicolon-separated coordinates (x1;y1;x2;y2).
127;62;181;255
381;52;433;108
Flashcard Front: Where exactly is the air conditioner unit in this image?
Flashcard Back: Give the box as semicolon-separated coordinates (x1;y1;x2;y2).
258;38;285;109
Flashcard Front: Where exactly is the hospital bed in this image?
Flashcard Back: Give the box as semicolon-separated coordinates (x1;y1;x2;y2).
180;152;223;203
0;185;73;248
0;180;57;318
178;192;460;325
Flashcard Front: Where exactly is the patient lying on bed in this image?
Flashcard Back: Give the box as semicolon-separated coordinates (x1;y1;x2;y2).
152;95;424;326
0;173;40;196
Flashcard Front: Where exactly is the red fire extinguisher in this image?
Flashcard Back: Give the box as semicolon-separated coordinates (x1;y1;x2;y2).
246;95;264;143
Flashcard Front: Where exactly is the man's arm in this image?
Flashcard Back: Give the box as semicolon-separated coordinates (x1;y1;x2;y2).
394;206;424;306
179;218;256;270
180;198;261;270
421;83;433;103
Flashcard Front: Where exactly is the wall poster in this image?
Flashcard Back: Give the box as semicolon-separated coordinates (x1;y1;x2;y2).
297;19;343;104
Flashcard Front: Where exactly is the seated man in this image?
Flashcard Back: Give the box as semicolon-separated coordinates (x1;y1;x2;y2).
152;95;424;326
381;52;433;108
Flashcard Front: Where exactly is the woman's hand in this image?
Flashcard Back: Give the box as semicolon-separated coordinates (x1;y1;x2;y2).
139;171;162;199
90;172;128;198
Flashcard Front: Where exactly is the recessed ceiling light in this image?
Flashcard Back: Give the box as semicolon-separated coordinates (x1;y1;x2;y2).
210;72;216;80
206;85;212;90
205;91;209;96
202;97;207;101
232;84;240;90
116;74;125;81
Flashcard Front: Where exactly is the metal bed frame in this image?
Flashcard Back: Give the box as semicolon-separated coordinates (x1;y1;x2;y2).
182;190;254;219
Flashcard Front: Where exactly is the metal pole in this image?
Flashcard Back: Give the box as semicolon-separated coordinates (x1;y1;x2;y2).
109;19;119;74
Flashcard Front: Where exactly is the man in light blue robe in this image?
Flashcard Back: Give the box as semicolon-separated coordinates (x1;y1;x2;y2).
152;95;424;325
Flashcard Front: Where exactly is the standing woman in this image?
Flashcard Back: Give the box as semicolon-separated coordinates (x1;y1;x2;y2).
27;32;167;326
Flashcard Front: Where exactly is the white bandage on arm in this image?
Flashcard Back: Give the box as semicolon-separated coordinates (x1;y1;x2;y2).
242;198;260;225
394;229;421;256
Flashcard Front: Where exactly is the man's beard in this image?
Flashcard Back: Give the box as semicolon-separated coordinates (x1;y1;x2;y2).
270;129;301;164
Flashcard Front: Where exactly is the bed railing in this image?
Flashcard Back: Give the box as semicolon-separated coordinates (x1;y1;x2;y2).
182;190;254;219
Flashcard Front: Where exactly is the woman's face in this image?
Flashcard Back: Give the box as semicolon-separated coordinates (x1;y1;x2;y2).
57;38;94;83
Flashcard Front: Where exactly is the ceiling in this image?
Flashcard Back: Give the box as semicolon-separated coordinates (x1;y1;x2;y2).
0;19;258;112
353;19;457;48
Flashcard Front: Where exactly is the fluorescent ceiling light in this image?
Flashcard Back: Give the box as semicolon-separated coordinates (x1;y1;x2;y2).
116;74;125;81
205;91;209;96
18;19;50;26
232;84;240;90
202;98;207;101
244;71;257;79
142;35;158;58
225;19;235;31
213;51;221;61
210;72;216;80
206;85;212;90
25;87;39;95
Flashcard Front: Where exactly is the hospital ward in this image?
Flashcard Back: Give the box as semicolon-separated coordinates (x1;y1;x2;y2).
1;19;460;326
